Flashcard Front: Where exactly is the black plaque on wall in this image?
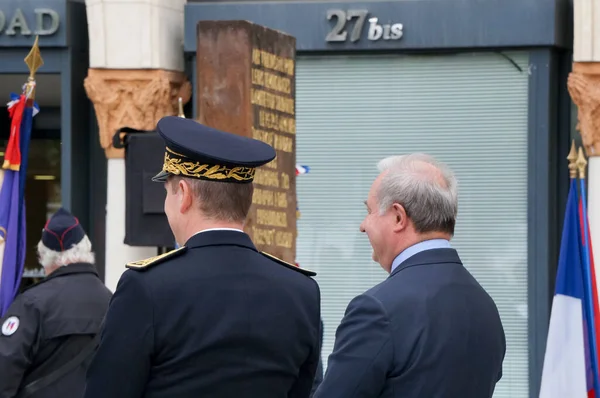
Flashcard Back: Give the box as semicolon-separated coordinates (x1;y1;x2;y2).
113;128;174;247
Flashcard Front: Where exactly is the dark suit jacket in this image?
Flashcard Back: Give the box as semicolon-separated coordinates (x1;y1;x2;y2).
315;248;505;398
85;230;321;398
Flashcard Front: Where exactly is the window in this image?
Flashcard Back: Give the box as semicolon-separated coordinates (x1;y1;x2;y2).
296;51;529;396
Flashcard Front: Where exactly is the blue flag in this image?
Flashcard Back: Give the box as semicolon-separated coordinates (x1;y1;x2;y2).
0;93;38;316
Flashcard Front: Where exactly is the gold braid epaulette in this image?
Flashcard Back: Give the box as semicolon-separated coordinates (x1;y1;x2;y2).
126;246;187;271
260;252;317;277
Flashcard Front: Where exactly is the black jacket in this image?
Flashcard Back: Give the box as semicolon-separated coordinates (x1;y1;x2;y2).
0;263;112;398
85;230;322;398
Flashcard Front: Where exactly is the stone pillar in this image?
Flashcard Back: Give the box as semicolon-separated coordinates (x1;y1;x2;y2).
569;0;600;294
84;0;190;291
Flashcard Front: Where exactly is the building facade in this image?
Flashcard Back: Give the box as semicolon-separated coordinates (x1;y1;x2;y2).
0;0;108;284
182;1;574;396
0;0;578;396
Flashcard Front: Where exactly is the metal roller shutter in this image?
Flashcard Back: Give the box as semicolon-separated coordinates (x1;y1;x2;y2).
296;51;529;397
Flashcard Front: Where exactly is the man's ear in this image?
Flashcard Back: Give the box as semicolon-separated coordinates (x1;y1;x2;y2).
179;180;193;214
391;203;408;232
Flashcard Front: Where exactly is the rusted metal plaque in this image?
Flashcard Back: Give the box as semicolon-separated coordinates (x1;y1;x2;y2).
196;20;297;263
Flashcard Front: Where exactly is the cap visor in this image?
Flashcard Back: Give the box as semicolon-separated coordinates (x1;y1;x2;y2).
151;170;169;183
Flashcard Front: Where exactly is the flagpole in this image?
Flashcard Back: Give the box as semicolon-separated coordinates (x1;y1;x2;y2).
576;146;600;392
20;36;42;202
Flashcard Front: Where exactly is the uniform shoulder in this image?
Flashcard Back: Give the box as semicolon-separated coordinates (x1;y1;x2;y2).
126;246;187;272
260;251;317;277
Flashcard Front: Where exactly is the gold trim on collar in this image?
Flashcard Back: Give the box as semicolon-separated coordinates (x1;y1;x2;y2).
162;147;256;182
126;246;187;271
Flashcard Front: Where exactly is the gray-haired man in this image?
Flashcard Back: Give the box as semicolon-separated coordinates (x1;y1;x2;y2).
0;208;111;398
314;153;505;398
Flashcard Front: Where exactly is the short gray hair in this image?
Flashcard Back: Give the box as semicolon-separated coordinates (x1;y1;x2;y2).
376;153;458;235
37;235;95;268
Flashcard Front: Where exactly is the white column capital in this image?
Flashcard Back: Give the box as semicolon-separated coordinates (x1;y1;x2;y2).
85;0;186;71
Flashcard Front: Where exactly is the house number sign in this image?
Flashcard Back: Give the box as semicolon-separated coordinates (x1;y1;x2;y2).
325;9;404;43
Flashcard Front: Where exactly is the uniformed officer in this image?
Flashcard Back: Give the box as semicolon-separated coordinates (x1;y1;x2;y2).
85;116;322;398
0;208;112;398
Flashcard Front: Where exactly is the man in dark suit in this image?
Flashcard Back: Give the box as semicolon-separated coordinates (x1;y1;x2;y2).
314;153;505;398
85;116;321;398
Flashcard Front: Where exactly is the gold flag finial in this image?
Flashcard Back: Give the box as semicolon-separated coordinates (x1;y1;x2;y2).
576;146;588;180
568;140;578;179
23;36;43;100
178;97;185;118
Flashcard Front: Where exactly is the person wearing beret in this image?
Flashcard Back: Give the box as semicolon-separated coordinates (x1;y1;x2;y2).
85;116;322;398
0;208;112;398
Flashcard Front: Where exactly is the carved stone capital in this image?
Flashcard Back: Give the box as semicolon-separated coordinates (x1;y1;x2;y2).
84;69;192;158
568;63;600;157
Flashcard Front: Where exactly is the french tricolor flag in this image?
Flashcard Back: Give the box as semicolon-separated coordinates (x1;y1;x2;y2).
296;165;310;176
539;178;600;397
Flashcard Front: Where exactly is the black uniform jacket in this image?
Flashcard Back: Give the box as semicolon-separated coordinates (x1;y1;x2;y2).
0;263;112;398
85;230;322;398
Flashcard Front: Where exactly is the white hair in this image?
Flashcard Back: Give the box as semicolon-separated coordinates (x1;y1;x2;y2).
37;236;95;268
376;153;458;235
